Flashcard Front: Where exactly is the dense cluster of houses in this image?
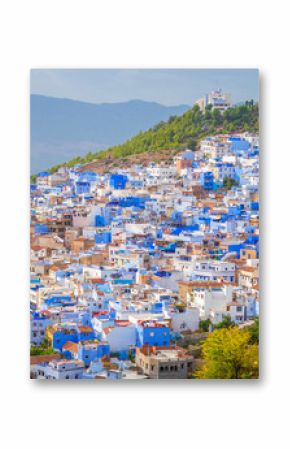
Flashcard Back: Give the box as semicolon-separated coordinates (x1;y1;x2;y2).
30;130;259;379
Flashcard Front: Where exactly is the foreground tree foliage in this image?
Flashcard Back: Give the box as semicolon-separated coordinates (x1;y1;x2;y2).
223;176;239;190
247;318;259;344
45;102;259;175
199;319;211;332
214;315;235;329
30;337;54;356
30;346;55;356
195;327;259;379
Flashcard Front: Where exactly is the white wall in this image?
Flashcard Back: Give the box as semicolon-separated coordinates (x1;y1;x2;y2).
171;308;199;332
107;326;136;352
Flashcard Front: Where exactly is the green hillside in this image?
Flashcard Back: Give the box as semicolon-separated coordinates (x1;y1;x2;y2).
47;100;259;175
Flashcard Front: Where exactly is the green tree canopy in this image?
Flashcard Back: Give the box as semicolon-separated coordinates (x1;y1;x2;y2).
195;327;259;379
199;319;211;332
214;315;235;329
247;318;259;344
223;176;239;190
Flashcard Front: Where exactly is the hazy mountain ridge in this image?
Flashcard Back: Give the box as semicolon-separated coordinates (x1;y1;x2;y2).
31;95;190;172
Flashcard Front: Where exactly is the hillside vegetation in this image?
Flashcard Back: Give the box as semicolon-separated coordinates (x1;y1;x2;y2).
45;100;259;175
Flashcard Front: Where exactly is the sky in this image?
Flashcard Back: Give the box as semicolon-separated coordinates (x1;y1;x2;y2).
30;69;259;106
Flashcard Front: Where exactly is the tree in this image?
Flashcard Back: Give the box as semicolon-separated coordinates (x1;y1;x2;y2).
195;327;259;379
42;337;51;349
128;349;135;362
168;115;177;123
187;139;197;151
199;319;211;332
30;336;54;356
214;315;235;329
247;318;259;344
212;108;222;126
223;176;239;190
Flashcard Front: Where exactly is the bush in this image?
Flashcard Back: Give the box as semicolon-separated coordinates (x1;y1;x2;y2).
30;346;54;356
199;319;211;332
223;176;239;190
247;318;259;344
214;315;235;329
30;337;54;356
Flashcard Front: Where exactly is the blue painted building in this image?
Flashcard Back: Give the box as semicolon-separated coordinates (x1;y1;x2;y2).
119;196;149;209
150;302;163;313
136;322;171;347
44;295;74;308
34;224;49;235
37;171;49;178
78;172;97;182
171;225;199;236
75;181;91;194
95;205;114;227
228;137;250;153
200;172;214;189
251;202;259;211
78;342;110;366
214;162;236;181
171;211;183;224
109;174;128;190
50;325;95;351
31;311;52;346
156;228;163;239
55;270;73;282
51;328;79;351
95;215;106;227
95;231;112;244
